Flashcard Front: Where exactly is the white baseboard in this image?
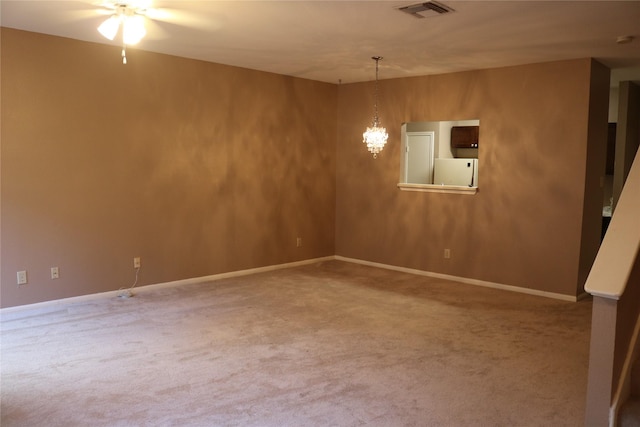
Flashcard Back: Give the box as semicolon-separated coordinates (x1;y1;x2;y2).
0;256;335;317
1;254;581;317
127;256;336;294
335;256;580;302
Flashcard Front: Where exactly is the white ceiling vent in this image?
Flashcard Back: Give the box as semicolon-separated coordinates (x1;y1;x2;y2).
398;1;454;18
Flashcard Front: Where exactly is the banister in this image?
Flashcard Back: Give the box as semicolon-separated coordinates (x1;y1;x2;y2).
584;146;640;426
584;148;640;299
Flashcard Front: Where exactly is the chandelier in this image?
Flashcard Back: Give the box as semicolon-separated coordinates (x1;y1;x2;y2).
97;2;148;64
362;56;388;159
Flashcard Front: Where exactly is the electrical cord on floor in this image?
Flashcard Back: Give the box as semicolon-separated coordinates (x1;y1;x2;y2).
118;267;140;299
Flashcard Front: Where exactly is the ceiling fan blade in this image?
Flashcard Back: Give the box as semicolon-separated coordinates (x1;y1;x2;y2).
146;7;219;31
98;0;150;10
143;18;170;40
54;4;112;25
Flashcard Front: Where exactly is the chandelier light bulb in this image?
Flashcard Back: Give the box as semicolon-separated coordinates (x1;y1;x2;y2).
363;125;389;159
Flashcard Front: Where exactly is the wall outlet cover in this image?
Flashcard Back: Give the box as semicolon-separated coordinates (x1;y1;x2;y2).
17;270;28;285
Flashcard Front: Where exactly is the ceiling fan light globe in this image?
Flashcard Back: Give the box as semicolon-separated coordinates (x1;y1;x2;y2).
123;15;146;45
98;15;120;40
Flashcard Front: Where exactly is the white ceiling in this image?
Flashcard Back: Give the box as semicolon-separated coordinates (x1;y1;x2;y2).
2;0;640;85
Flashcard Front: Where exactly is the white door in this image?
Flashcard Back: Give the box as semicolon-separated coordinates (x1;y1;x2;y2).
405;131;434;184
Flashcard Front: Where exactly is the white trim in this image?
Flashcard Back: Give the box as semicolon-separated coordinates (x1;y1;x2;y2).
397;183;478;194
0;256;335;316
0;254;581;316
610;312;640;427
335;256;579;302
127;256;336;294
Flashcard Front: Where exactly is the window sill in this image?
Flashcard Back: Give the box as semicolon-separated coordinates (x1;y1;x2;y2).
397;183;478;194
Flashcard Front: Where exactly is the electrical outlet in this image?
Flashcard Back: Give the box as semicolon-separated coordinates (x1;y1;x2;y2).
51;267;60;279
133;257;141;269
17;270;28;285
296;237;302;247
444;249;451;259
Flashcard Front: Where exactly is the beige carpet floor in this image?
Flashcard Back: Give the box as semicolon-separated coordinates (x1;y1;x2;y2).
1;260;592;426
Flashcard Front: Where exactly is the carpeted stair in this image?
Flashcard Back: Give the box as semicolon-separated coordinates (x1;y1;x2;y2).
619;359;640;426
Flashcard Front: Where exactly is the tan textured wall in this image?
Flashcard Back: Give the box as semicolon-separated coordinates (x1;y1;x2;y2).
336;58;603;297
1;29;337;308
613;81;640;209
1;28;608;306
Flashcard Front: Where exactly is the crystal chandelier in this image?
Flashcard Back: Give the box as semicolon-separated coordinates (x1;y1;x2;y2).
362;56;388;159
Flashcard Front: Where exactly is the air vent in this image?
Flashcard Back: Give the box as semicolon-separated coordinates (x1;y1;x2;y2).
398;1;454;18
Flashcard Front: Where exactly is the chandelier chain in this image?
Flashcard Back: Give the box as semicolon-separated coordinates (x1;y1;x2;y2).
373;56;381;126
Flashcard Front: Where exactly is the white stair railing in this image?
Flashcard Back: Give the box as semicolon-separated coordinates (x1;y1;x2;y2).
584;147;640;426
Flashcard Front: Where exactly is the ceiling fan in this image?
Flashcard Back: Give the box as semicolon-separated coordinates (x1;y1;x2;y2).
90;0;212;64
95;0;162;63
97;1;148;45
